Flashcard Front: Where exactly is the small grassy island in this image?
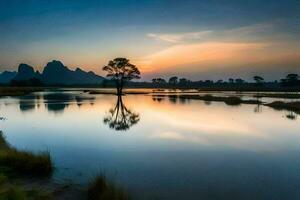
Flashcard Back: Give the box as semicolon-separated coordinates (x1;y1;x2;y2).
266;101;300;114
0;87;43;97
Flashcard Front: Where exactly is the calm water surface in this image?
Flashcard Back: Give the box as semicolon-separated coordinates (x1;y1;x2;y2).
1;90;300;200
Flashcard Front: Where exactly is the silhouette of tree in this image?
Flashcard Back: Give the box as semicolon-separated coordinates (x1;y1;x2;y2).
179;78;189;86
168;76;178;87
253;76;264;86
152;78;157;84
228;78;234;84
286;74;299;82
235;78;245;84
103;95;140;131
103;58;141;95
152;78;167;85
216;79;223;84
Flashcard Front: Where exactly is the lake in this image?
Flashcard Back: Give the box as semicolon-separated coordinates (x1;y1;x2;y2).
1;89;300;200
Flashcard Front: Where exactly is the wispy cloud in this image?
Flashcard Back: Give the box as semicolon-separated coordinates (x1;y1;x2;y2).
147;31;212;43
140;24;300;78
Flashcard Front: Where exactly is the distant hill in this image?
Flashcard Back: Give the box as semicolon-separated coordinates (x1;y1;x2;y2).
0;60;105;85
42;60;105;85
0;71;17;83
13;64;41;81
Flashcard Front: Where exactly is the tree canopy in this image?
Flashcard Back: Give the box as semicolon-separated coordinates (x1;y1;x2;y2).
103;58;141;94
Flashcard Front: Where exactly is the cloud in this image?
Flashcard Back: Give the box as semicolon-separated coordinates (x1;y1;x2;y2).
147;31;212;43
138;41;267;73
140;24;300;79
149;131;211;145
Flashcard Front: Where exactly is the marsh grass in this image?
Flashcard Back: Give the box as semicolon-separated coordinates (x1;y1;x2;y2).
181;94;262;105
153;94;262;105
266;101;300;114
0;132;53;177
87;175;130;200
0;184;52;200
0;87;43;97
254;93;300;99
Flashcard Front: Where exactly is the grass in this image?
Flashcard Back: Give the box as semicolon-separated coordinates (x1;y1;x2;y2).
253;93;300;99
153;94;262;105
87;175;130;200
180;94;262;105
88;90;149;95
0;131;131;200
0;87;43;97
266;101;300;114
0;131;53;199
0;184;52;200
0;132;53;177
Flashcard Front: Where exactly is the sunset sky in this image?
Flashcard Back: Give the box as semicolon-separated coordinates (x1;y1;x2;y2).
0;0;300;81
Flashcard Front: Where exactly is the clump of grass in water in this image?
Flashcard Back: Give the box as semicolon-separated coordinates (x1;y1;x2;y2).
0;131;53;176
87;175;130;200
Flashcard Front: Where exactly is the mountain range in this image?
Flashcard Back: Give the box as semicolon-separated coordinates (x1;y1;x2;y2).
0;60;105;85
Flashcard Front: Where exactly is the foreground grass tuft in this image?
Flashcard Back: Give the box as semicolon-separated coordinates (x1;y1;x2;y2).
0;132;53;177
0;184;52;200
87;175;130;200
0;150;53;176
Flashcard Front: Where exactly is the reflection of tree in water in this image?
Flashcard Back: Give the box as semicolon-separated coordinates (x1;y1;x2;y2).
204;100;211;105
254;96;262;113
286;110;297;120
103;95;140;131
168;95;177;104
152;96;164;103
254;104;262;113
18;94;41;112
43;92;95;113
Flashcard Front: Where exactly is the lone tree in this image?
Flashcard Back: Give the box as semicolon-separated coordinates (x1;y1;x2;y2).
253;76;264;86
168;76;178;87
103;58;141;95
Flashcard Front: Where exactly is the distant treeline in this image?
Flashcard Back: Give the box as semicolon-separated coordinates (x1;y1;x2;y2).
2;73;300;91
146;74;300;88
127;74;300;91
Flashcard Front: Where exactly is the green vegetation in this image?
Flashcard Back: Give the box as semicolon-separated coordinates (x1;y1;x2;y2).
153;94;262;105
0;131;53;200
254;93;300;99
0;131;131;200
0;185;52;200
0;132;53;176
0;87;43;97
87;175;130;200
266;101;300;114
179;95;262;105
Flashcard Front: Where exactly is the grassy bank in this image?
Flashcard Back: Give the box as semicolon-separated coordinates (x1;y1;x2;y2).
0;131;53;199
0;87;43;97
154;94;262;105
0;131;131;200
0;132;53;176
253;93;300;99
266;101;300;114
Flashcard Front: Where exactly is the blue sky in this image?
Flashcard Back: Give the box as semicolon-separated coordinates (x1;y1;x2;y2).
0;0;299;80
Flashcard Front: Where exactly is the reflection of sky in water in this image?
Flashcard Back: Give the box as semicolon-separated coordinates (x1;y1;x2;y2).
0;91;300;200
